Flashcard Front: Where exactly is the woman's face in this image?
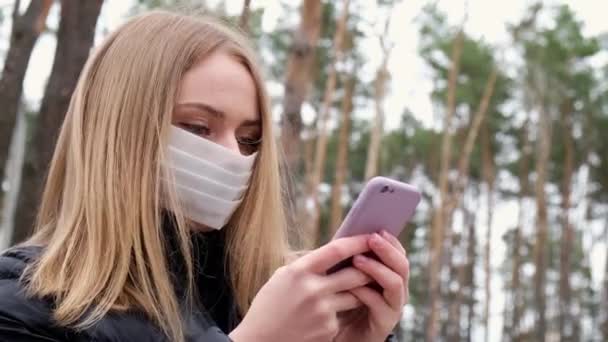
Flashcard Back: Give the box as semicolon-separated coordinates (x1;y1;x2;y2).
173;52;261;155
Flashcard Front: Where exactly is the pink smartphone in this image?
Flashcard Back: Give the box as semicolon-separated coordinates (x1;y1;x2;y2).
327;177;421;275
332;176;421;240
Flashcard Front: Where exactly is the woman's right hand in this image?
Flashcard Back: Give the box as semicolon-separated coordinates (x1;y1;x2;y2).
229;235;373;342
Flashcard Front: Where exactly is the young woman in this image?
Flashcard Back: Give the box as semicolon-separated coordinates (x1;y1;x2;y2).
0;11;410;342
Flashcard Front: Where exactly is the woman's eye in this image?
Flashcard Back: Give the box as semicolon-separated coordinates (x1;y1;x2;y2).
237;136;261;155
180;123;210;137
237;136;261;145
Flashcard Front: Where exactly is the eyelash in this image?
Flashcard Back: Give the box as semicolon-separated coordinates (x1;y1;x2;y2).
237;137;262;146
180;123;210;136
180;123;261;146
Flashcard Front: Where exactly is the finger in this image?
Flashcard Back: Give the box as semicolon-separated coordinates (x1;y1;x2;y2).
285;250;310;264
403;260;410;302
353;254;404;310
323;267;372;293
404;270;410;304
380;230;406;255
350;286;394;325
296;235;372;274
369;233;409;280
332;292;364;312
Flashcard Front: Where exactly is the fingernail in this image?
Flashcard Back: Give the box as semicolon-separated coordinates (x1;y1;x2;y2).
371;233;383;247
381;230;391;239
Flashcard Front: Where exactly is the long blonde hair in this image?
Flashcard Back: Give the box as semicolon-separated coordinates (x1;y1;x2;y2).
23;11;289;342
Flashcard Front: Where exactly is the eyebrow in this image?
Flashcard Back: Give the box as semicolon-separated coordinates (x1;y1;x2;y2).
175;102;261;126
176;102;223;118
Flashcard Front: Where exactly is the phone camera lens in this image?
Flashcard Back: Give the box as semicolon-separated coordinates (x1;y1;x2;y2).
381;185;389;193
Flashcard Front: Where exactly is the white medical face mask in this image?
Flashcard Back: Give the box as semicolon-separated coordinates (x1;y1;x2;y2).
162;126;257;229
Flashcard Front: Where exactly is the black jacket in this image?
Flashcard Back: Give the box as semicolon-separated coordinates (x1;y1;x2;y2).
0;238;398;341
0;229;239;342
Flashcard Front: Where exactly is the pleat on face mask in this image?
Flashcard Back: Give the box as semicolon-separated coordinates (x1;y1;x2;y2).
162;126;257;229
165;166;247;201
170;182;241;229
165;147;251;188
168;125;256;174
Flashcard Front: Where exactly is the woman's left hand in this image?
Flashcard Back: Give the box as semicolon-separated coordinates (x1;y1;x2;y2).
334;230;409;342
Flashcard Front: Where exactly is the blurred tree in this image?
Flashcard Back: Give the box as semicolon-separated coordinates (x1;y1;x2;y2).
12;0;104;244
280;0;322;178
425;26;463;342
587;64;608;288
133;0;207;11
594;65;608;342
502;114;531;341
506;4;602;341
306;0;350;246
417;4;511;339
531;32;552;342
379;112;438;181
238;0;251;32
446;67;498;341
509;4;553;339
547;9;599;341
364;11;393;181
0;0;52;186
602;238;608;340
480;114;496;342
329;74;355;234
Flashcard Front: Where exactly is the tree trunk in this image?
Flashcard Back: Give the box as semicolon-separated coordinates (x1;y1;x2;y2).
447;187;484;342
280;0;322;240
438;210;455;340
444;67;497;342
280;0;322;176
481;120;496;342
0;0;52;182
426;29;464;342
450;68;498;212
305;0;350;247
0;107;27;249
508;116;531;341
446;213;470;341
465;192;479;342
446;254;463;341
601;230;608;341
238;0;252;32
364;16;392;181
329;76;355;234
509;204;524;342
304;132;315;181
11;0;104;244
533;106;552;341
442;71;498;319
445;231;459;341
559;100;574;342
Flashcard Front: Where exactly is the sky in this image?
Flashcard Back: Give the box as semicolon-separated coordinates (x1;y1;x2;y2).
1;0;607;340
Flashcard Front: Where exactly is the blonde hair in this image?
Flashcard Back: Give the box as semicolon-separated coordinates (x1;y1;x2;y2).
22;11;289;342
